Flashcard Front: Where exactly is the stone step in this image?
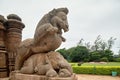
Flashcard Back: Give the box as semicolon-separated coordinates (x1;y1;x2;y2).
10;72;78;80
0;78;9;80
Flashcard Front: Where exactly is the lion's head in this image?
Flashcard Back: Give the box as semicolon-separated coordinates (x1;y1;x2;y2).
49;8;69;32
36;8;69;34
33;8;69;47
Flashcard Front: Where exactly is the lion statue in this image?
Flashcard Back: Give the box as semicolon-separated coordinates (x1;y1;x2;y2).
15;8;73;77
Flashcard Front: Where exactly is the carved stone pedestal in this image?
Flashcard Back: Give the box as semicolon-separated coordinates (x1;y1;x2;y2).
0;17;9;78
4;14;25;72
10;72;78;80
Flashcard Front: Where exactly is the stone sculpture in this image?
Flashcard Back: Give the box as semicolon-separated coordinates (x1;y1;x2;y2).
10;7;77;80
5;14;25;72
0;14;25;78
0;15;8;78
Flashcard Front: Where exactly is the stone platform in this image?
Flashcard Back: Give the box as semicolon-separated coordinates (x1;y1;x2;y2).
10;72;78;80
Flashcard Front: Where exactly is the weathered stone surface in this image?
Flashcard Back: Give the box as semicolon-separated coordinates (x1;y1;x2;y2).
0;50;7;67
17;51;72;77
15;8;69;72
15;8;72;78
7;14;22;21
10;72;77;80
0;7;76;79
0;15;6;23
0;22;5;48
0;21;9;78
0;72;8;78
0;78;9;80
0;14;25;78
4;14;25;72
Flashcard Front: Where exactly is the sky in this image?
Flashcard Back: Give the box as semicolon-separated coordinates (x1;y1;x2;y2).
0;0;120;54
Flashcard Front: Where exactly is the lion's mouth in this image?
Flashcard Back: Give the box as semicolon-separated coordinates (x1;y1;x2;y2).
63;24;69;32
57;24;69;33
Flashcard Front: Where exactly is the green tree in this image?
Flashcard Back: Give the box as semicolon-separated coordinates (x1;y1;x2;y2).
69;46;90;62
93;35;102;51
100;57;109;62
107;37;116;50
77;38;84;46
90;51;101;62
57;48;68;60
118;49;120;57
67;47;76;61
102;49;113;61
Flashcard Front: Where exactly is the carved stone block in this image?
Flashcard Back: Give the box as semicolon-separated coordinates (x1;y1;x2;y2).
0;51;6;67
0;50;8;78
10;72;78;80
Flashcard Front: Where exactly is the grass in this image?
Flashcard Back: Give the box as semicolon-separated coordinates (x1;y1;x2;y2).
70;62;120;66
81;62;120;66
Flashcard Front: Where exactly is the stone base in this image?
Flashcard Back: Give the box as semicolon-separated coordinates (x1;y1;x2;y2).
10;72;78;80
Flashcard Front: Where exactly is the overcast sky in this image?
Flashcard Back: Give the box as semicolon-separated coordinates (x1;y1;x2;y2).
0;0;120;54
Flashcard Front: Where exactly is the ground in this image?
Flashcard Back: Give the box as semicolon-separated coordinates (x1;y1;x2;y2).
76;74;120;80
0;74;119;80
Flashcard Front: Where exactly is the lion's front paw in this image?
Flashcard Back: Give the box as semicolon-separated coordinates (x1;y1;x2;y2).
47;27;58;34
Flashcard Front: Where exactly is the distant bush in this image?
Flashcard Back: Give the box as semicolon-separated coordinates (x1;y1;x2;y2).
113;58;120;62
72;66;94;74
100;57;108;62
70;63;78;66
72;66;120;75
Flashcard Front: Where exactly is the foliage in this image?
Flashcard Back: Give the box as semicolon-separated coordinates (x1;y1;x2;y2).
89;49;113;62
102;49;113;61
100;57;108;62
69;46;90;62
80;62;120;66
71;62;120;75
72;66;94;74
66;47;76;60
90;36;116;51
90;51;101;62
70;63;78;66
113;58;120;62
57;48;69;60
72;66;120;75
93;35;102;51
107;37;116;50
56;36;117;62
57;46;114;62
77;38;84;46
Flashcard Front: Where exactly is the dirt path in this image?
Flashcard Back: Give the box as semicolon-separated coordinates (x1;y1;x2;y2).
77;74;120;80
